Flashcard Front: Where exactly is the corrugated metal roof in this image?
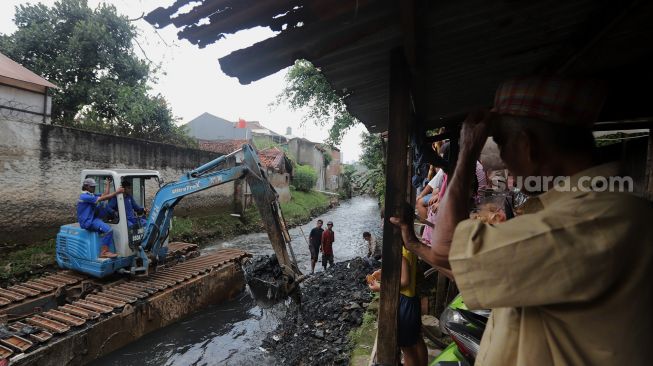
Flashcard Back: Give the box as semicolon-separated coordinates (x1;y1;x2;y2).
0;52;58;89
147;0;653;131
258;146;286;170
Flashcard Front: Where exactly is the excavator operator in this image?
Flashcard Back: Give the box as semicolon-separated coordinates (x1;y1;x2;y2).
108;179;147;228
77;177;123;258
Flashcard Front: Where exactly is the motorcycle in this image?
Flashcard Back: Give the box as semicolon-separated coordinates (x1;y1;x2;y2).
430;294;490;366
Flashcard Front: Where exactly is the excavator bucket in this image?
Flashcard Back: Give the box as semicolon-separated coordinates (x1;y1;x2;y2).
241;145;303;299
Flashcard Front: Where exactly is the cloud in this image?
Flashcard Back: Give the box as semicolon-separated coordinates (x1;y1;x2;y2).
0;0;365;161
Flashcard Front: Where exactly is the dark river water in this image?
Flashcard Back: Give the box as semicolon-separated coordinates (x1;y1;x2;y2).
95;196;381;366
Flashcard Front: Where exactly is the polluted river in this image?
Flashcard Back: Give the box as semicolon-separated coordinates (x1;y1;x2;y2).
96;195;381;366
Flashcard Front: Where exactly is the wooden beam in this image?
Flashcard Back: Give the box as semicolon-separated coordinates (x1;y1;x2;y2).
377;47;411;366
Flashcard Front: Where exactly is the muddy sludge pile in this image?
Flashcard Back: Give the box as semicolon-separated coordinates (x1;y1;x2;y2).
261;257;380;366
243;254;288;300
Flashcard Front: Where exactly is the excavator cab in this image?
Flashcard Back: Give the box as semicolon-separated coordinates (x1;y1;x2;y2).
56;170;162;277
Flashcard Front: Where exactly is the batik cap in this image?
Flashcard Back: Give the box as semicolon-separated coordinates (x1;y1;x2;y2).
492;77;607;126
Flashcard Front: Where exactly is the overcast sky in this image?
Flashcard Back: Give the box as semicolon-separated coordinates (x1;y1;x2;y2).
0;0;365;162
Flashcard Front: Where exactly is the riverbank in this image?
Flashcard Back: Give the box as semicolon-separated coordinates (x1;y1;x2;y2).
0;189;333;285
170;188;334;243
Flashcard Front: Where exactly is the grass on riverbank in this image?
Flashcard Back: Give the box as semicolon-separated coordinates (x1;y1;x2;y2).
170;208;261;243
170;188;331;243
279;188;331;224
0;239;57;282
349;293;380;365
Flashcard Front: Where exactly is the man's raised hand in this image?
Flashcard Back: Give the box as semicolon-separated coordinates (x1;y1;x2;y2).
460;109;493;158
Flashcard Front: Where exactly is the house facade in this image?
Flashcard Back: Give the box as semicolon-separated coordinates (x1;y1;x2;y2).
286;137;326;191
257;147;292;203
283;127;343;192
0;52;57;124
325;147;342;191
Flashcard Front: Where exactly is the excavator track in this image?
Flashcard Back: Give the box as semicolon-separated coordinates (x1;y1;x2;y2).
1;335;33;353
0;248;249;362
8;322;53;343
0;242;198;310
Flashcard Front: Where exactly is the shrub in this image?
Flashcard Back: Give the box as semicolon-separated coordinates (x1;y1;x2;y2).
293;164;317;191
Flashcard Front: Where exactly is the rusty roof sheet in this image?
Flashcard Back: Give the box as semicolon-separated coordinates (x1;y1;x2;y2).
147;0;653;131
0;52;58;89
258;146;286;170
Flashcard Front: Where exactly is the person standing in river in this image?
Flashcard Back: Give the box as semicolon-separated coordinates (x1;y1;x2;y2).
308;219;324;274
321;221;335;269
364;231;381;260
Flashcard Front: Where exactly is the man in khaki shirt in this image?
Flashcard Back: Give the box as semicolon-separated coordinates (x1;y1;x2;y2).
391;77;653;365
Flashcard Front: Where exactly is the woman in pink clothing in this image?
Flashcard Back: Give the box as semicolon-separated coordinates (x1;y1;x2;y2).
421;147;484;245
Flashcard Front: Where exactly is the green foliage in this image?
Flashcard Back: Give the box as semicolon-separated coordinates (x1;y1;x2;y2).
322;149;333;167
293;164;317;191
360;132;384;170
338;164;357;199
252;136;282;150
0;240;56;281
357;132;386;203
170;190;330;242
170;210;260;243
274;59;358;146
280;188;330;223
348;293;379;361
0;0;194;146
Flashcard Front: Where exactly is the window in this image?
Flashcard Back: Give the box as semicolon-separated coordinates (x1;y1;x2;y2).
128;177;144;208
83;174;120;224
84;175;114;195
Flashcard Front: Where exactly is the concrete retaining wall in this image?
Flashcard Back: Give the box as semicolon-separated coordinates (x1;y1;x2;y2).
0;119;236;243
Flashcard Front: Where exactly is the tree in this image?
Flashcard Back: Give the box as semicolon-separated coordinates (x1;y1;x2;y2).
339;164;357;199
358;131;386;203
277;59;387;202
274;59;358;146
0;0;194;146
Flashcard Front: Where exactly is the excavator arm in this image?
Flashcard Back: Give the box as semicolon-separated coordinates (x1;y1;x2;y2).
134;145;301;293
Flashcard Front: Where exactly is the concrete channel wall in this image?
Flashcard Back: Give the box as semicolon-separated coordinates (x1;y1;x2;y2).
0;119;236;243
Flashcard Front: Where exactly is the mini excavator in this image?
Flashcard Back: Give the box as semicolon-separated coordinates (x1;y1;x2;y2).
56;144;301;296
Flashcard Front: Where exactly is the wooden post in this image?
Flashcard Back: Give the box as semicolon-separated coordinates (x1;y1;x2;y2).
377;47;411;366
646;132;653;201
434;273;447;316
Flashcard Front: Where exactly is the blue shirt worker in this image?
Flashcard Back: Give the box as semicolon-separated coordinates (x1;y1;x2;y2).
77;178;124;258
109;180;147;228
